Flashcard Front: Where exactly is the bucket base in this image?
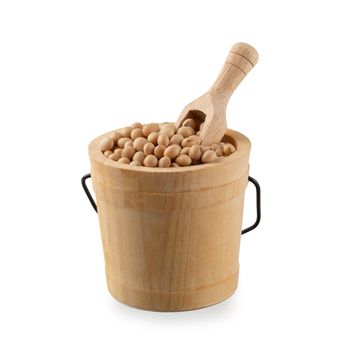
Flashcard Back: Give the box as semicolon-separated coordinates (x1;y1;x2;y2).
106;269;239;312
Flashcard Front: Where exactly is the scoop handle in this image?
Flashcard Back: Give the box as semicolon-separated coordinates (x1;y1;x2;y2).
209;42;258;102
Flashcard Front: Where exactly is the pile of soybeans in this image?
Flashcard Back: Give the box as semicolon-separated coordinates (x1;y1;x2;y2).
99;119;236;168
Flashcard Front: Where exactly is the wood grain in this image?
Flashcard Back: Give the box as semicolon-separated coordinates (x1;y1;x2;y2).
88;129;251;311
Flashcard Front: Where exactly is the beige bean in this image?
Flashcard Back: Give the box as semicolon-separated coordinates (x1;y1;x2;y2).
100;137;114;152
215;148;223;157
110;131;123;143
175;154;192;166
121;127;133;138
129;160;141;166
131;122;143;129
167;122;177;129
133;151;146;164
158;156;171;168
161;123;176;133
143;154;158;167
181;135;201;148
180;146;190;155
104;150;113;157
177;126;196;138
109;153;120;161
113;148;123;159
142;123;159;137
130;128;144;140
124;140;134;148
133;137;148;151
154;145;166;159
171;162;180;167
189;145;202;161
210;144;220;151
201;150;217;163
147;132;159;145
169;134;184;145
118;157;131;164
219;142;226;149
164;144;181;159
157;134;170;147
122;146;135;160
160;126;175;138
143;142;155;156
182;118;196;129
117;137;132;148
223;143;236;155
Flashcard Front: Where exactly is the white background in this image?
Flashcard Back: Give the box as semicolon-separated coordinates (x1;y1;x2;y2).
1;0;349;349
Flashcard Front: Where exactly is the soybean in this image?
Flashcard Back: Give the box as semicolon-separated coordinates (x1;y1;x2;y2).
143;154;158;167
157;134;170;147
143;142;155;156
182;118;196;129
181;135;201;148
100;137;114;152
133;137;148;152
122;146;135;160
143;123;159;137
164;144;181;159
177;126;196;138
131;128;144;140
118;137;132;148
175;154;192;166
169;134;184;145
133;151;146;164
121;127;133;138
223;144;236;156
201;150;217;163
154;145;166;159
130;160;142;166
147;132;159;145
189;145;202;161
118;157;131;164
158;156;171;168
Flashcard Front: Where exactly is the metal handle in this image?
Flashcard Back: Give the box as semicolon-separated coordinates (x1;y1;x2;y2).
81;174;97;213
241;176;261;235
81;174;261;234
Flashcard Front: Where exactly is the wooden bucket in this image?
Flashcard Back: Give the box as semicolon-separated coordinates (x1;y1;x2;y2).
85;128;258;311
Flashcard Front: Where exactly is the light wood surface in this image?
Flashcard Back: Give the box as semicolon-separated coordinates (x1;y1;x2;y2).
176;42;258;146
88;129;251;311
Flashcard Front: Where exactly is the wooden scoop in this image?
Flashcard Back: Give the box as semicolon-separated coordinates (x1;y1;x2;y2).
176;42;258;145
